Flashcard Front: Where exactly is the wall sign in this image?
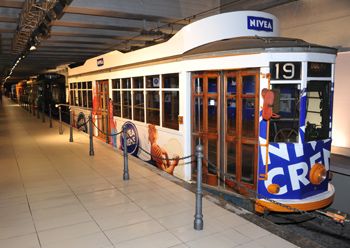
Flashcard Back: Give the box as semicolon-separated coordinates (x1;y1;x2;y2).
97;58;104;67
247;16;273;32
120;121;139;155
270;62;301;80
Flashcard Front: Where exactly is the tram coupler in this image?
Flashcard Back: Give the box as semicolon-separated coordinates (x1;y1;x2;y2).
316;210;349;225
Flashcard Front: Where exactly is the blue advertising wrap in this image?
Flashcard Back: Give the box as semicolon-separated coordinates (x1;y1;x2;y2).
258;89;332;200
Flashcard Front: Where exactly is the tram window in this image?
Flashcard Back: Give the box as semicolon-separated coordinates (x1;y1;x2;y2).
241;144;254;184
227;99;236;134
82;91;87;107
87;81;92;89
305;81;330;141
146;75;160;88
242;75;255;95
70;91;74;105
208;97;217;132
82;82;86;89
269;84;300;143
133;91;144;122
194;78;203;93
162;91;179;130
133;77;144;89
208;139;217;174
227;143;236;177
146;91;160;125
78;82;82;89
87;91;92;108
112;79;120;89
242;98;255;138
112;91;121;117
208;77;217;93
122;78;131;89
227;77;237;95
122;91;132;119
163;74;179;88
194;97;203;132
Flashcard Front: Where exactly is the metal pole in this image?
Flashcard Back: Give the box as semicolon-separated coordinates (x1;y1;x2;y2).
37;102;40;119
32;101;35;116
42;102;45;123
89;112;94;156
105;110;109;144
49;104;52;128
58;106;63;135
69;109;73;142
123;126;129;180
194;143;204;230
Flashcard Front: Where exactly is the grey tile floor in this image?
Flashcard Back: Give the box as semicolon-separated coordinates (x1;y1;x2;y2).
0;99;298;248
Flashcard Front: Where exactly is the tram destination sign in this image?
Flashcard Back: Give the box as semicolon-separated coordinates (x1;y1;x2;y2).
270;62;301;80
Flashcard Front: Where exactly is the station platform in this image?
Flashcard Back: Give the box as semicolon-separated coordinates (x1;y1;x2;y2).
0;98;298;248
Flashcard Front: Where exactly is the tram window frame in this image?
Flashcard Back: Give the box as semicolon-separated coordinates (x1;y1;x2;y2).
121;78;132;119
269;83;300;143
87;81;93;108
162;73;179;130
111;79;121;117
305;81;330;141
133;77;145;122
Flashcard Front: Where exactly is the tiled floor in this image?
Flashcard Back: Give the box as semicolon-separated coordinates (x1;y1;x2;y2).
0;98;299;248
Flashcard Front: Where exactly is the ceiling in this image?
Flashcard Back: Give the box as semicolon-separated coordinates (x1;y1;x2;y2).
0;0;297;85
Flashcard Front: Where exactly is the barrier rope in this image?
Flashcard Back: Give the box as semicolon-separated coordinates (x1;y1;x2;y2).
90;120;123;137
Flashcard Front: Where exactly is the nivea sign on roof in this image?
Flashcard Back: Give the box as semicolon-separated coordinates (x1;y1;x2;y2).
247;16;273;32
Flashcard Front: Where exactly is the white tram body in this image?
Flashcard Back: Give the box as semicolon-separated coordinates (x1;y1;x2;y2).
68;11;336;213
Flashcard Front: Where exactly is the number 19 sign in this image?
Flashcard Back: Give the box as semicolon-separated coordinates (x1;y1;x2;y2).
270;62;301;80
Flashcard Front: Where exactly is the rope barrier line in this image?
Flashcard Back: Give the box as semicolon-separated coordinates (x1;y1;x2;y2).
90;120;123;137
137;145;194;162
202;155;349;225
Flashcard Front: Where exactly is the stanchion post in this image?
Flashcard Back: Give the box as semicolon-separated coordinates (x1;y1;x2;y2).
194;143;204;230
49;104;52;128
58;106;63;134
122;126;129;180
89;112;94;156
37;102;40;119
42;102;45;123
32;101;35;116
69;109;73;142
105;111;109;144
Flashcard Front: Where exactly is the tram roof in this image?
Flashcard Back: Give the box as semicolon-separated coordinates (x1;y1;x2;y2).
184;36;337;56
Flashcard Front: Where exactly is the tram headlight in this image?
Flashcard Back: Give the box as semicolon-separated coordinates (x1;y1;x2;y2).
309;163;327;185
267;184;280;194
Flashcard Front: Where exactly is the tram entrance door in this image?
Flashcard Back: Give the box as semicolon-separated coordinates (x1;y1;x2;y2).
191;70;259;192
96;80;109;140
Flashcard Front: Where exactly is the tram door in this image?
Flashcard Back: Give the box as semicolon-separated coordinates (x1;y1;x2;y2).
96;80;109;140
192;70;259;191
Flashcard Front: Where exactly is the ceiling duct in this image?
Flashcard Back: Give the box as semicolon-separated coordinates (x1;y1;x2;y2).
11;0;72;54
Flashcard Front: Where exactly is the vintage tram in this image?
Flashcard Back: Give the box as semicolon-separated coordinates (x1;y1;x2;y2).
67;11;336;213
